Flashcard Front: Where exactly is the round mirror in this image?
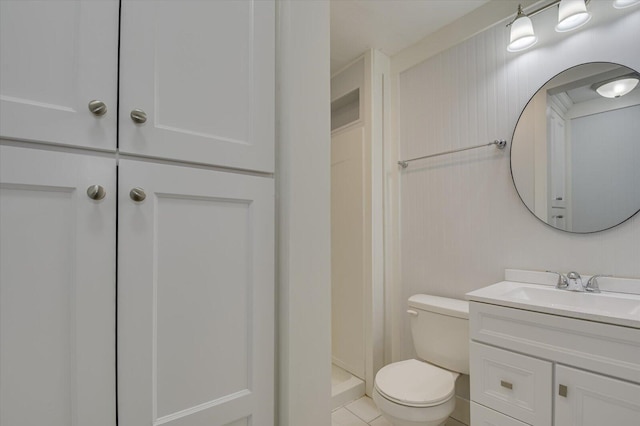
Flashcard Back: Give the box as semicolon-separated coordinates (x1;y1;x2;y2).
511;62;640;233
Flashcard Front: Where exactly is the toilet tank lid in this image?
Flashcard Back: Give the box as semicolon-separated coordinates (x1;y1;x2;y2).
408;295;469;319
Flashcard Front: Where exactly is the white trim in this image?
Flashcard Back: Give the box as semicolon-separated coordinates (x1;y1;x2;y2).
276;1;332;425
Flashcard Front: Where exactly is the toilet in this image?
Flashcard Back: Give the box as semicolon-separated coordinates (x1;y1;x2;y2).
372;294;469;426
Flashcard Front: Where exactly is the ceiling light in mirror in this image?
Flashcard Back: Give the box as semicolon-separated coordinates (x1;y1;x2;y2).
613;0;640;9
594;77;640;98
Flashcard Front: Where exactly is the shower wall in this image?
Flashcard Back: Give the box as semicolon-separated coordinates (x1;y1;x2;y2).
331;57;367;380
331;50;388;395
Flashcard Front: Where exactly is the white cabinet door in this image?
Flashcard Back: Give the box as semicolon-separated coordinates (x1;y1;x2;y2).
119;0;274;172
555;365;640;426
0;146;116;426
118;160;274;426
0;1;118;151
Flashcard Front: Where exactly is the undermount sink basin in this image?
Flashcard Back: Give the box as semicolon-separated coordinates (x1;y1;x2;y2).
467;281;640;328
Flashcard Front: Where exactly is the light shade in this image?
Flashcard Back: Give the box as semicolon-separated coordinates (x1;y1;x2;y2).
556;0;591;32
594;77;640;98
613;0;640;9
508;14;537;52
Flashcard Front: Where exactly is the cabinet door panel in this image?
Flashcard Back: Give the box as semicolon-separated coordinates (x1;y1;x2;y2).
0;146;116;426
555;365;640;426
118;160;274;426
0;1;118;150
470;342;552;426
119;1;274;172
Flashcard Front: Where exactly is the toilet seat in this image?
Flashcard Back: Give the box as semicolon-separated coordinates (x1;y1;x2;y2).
374;359;458;408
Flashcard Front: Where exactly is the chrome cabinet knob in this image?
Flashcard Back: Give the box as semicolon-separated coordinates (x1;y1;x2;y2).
129;187;146;202
86;184;106;200
130;109;147;124
88;100;107;116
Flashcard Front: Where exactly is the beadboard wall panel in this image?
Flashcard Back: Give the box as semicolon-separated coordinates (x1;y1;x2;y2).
397;7;640;359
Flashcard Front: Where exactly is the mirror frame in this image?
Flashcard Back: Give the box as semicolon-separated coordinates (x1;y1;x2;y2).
509;61;640;234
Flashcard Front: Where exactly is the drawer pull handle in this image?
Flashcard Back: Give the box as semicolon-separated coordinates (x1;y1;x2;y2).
500;380;513;390
559;384;568;397
407;310;418;317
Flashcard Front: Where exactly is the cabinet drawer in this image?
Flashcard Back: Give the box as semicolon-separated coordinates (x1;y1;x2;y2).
470;302;640;383
471;402;529;426
471;342;552;426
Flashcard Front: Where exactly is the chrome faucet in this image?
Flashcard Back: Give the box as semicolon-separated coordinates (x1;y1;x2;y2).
548;271;569;290
547;270;585;292
566;271;584;292
548;271;612;293
585;275;610;293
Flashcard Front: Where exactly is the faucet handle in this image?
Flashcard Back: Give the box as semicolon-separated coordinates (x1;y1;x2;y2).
547;271;568;289
585;275;610;293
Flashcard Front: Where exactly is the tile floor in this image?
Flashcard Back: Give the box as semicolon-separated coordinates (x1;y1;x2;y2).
332;396;466;426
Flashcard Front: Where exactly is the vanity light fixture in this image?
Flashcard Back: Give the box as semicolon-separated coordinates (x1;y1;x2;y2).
507;5;538;52
507;0;596;52
613;0;640;9
556;0;591;32
593;75;640;98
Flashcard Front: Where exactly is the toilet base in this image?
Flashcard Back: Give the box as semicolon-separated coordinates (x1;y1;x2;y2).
377;413;448;426
372;387;454;426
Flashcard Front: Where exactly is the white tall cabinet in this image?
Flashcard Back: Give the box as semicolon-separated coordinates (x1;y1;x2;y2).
0;1;275;426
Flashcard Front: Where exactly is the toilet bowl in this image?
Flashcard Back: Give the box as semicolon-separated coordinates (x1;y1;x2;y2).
373;295;469;426
372;359;458;426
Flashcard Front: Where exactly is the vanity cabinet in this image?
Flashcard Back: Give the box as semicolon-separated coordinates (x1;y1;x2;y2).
469;301;640;426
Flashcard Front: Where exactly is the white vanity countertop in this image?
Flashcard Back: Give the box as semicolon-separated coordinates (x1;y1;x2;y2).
467;280;640;329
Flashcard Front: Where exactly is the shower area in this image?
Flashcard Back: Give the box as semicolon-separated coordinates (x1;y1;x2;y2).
330;50;388;408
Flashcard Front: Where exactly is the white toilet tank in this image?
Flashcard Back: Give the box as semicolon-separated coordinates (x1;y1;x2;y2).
408;294;469;375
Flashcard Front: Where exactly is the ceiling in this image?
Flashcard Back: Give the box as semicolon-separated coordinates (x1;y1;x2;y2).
546;63;632;104
330;0;490;74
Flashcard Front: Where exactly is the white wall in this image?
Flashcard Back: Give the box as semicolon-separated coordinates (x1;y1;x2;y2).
395;5;640;361
570;105;640;232
276;1;331;425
